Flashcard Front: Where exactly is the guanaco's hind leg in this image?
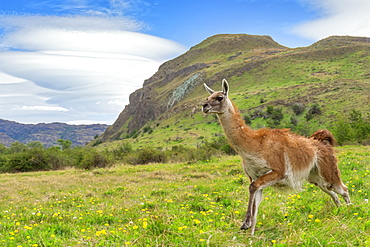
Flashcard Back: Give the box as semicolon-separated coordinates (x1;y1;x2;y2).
310;151;351;206
313;181;351;206
333;183;351;205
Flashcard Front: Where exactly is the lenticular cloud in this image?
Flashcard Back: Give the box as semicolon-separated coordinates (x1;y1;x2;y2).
0;15;186;124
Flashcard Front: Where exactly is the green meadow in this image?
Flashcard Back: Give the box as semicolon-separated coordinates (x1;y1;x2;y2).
0;146;369;246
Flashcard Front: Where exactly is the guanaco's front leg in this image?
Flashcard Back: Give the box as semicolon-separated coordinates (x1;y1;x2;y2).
241;171;283;234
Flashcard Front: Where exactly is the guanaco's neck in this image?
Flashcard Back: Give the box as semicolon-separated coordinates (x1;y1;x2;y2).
216;100;255;151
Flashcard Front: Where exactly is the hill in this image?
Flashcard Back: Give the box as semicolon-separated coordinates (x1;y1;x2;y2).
94;34;370;148
0;119;108;147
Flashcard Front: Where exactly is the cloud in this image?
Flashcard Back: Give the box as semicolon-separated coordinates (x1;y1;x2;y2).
0;14;186;124
0;15;182;60
292;0;370;40
0;72;26;84
25;0;150;17
0;15;143;33
19;106;69;112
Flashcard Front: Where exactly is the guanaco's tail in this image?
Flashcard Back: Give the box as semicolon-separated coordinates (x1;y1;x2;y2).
310;129;336;146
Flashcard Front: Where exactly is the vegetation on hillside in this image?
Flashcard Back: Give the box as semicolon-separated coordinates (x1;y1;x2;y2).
333;110;370;145
0;146;368;246
0;136;236;173
1;108;368;174
92;101;370;151
94;34;370;150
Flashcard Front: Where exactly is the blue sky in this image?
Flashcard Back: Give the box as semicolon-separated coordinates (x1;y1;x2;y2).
138;0;318;48
0;0;369;124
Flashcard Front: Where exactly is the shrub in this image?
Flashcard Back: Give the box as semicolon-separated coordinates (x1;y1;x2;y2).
250;109;264;119
290;116;298;126
6;149;51;172
310;104;322;115
292;103;305;115
143;126;153;134
333;118;356;145
265;106;284;127
0;144;8;154
78;148;113;170
333;110;370;145
111;142;133;159
9;142;28;153
243;115;251;125
0;155;8;172
45;147;74;170
57;139;72;150
305;104;322;121
124;147;167;165
203;136;236;155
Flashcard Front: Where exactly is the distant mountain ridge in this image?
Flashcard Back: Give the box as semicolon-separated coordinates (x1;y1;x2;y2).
0;119;108;147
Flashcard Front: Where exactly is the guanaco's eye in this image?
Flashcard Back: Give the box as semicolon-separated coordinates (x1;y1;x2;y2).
216;96;223;101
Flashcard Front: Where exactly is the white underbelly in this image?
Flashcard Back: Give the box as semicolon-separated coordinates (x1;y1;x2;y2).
240;151;316;191
240;153;271;181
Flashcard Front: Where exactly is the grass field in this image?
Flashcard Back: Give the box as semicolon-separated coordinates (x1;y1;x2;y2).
0;146;369;246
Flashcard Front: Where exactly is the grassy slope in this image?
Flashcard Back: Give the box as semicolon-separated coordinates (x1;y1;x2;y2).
98;38;370;150
0;146;369;246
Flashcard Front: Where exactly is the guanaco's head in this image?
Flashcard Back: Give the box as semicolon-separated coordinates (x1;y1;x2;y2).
202;79;230;114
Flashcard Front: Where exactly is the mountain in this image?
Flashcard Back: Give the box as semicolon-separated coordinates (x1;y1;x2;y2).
0;119;108;147
94;34;370;148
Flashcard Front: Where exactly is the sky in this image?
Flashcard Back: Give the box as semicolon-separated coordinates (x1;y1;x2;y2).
0;0;370;125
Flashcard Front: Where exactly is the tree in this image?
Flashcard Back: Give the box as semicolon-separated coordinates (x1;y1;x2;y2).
333;110;370;145
0;144;8;154
57;139;72;150
9;142;27;153
27;142;45;149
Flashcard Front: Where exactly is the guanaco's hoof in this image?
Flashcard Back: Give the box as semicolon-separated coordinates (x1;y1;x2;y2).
240;224;249;230
240;221;252;230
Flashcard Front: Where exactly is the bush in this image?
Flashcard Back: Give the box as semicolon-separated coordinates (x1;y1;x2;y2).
333;118;356;145
0;155;8;172
143;126;153;134
310;104;322;115
124;147;167;165
333;110;370;145
9;142;28;153
5;149;51;172
78;148;112;170
111;142;133;158
243;115;251;125
0;145;115;173
204;136;236;155
45;147;74;170
305;104;322;121
265;106;284;127
290;116;298;126
292;103;305;115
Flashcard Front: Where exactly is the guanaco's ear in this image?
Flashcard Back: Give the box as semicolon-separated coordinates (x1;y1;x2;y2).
203;83;215;95
222;79;229;97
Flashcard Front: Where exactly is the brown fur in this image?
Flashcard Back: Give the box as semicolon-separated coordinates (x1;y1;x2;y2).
310;129;337;146
202;79;351;235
